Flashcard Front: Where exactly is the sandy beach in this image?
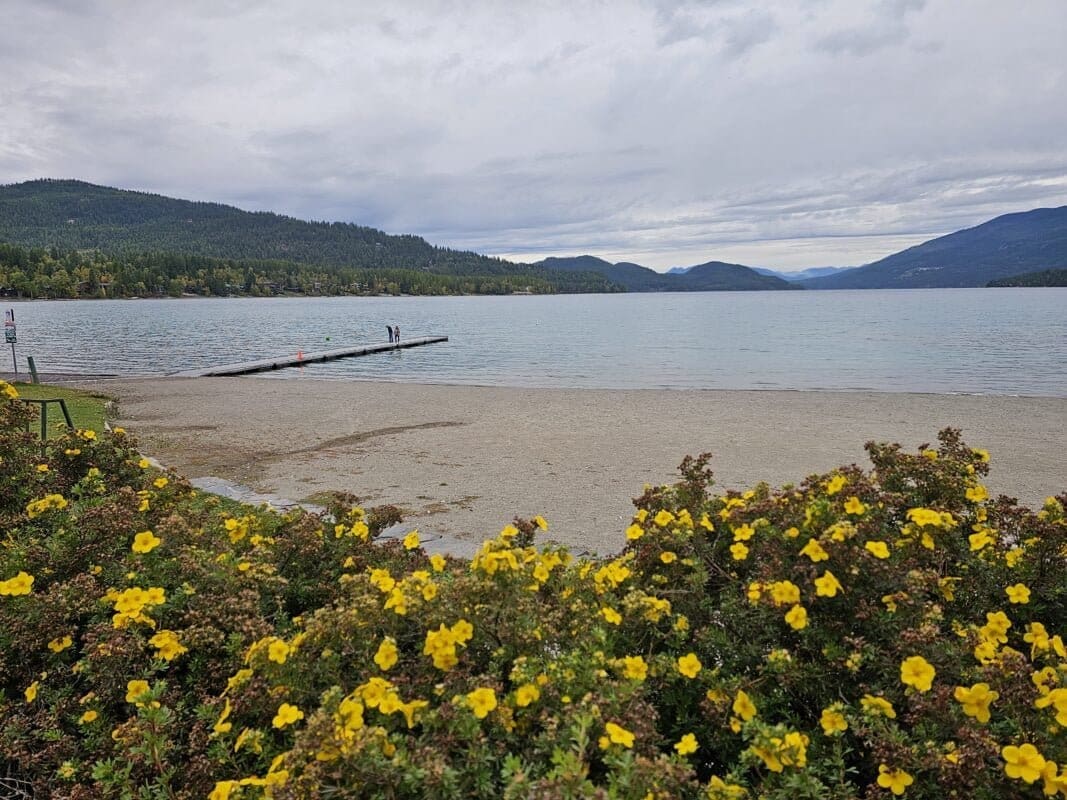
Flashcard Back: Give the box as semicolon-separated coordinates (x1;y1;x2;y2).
67;376;1067;554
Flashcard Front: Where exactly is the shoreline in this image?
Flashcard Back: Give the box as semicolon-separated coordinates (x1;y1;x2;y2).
7;371;1066;401
59;376;1067;555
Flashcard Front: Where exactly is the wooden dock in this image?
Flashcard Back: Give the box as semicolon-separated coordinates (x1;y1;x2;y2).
173;336;448;377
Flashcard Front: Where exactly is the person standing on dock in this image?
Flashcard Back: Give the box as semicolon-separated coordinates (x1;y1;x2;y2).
387;325;394;343
394;325;400;343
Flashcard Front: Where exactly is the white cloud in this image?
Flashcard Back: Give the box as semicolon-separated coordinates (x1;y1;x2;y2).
1;0;1065;269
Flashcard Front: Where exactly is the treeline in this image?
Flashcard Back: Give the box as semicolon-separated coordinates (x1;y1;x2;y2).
0;243;619;299
987;268;1067;287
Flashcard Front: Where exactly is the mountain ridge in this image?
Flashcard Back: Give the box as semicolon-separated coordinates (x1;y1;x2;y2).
536;256;796;291
0;179;547;279
800;206;1067;289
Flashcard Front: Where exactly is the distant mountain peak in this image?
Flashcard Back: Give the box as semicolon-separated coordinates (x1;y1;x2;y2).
536;255;797;291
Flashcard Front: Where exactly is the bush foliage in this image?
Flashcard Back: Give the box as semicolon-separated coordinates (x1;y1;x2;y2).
0;379;1065;799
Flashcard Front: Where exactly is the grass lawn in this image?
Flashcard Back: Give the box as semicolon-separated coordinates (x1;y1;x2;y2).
11;382;111;437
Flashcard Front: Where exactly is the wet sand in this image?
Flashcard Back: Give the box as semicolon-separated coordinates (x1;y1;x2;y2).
69;376;1066;554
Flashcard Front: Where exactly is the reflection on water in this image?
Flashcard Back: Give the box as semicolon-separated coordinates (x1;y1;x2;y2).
9;288;1067;396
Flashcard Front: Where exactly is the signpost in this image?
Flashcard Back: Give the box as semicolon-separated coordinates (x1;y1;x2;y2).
4;308;15;374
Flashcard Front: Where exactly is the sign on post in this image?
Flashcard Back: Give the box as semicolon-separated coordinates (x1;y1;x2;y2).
4;308;15;373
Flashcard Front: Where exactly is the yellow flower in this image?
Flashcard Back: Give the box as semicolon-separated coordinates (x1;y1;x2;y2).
707;776;746;799
209;781;238;800
374;638;398;671
1034;689;1067;725
268;639;290;664
877;765;914;796
860;694;896;718
600;606;622;625
653;510;675;527
153;476;168;488
864;541;890;559
619;655;648;681
732;690;756;721
36;463;49;472
79;709;99;724
980;611;1012;643
814;570;842;597
954;683;998;723
149;629;188;661
729;542;749;560
843;496;866;516
25;681;39;703
659;550;677;564
272;703;304;729
799;538;829;562
533;515;548;530
515;684;540;707
402;530;420;550
677;653;702;678
938;577;958;601
359;676;393;709
731;523;755;541
1005;547;1025;567
906;507;944;527
131;531;161;554
0;571;35;596
825;474;847;495
820;705;848;735
1002;743;1046;783
625;523;644;541
25;493;68;518
48;635;73;653
1005;583;1031;604
126;680;151;705
966;484;989;503
900;655;936;692
213;698;233;734
601;721;635;748
969;529;994;551
769;580;800;605
466;687;497;719
784;604;808;630
429;553;447;572
674;733;698;755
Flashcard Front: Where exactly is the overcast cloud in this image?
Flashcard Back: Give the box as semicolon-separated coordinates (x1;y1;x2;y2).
1;0;1065;270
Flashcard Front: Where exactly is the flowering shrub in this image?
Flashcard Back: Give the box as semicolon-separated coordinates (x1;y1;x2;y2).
1;378;1065;799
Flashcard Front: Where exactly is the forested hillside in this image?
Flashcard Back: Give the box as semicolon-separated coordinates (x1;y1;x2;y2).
0;180;519;274
0;242;618;299
0;180;620;296
987;268;1067;287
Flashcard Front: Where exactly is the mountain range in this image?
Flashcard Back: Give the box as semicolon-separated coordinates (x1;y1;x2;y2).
1;179;1066;294
534;256;796;291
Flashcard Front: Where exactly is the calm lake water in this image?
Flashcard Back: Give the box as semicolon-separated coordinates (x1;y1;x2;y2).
5;289;1066;396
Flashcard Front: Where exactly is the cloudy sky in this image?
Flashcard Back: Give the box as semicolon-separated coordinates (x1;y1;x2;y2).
2;1;1066;271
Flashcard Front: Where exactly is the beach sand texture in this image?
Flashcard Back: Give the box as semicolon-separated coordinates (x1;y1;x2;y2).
76;377;1066;555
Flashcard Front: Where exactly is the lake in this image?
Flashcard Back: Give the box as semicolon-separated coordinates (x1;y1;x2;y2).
5;289;1066;396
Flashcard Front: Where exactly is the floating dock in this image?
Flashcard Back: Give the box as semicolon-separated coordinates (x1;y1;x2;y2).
173;336;448;377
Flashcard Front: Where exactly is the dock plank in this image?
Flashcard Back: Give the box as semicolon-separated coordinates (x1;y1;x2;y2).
172;336;448;377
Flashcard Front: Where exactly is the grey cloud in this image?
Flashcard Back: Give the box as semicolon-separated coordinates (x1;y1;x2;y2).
815;25;910;56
